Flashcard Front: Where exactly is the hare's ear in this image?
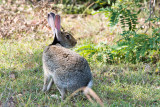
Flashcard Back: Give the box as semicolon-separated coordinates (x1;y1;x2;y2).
54;15;61;31
48;12;55;29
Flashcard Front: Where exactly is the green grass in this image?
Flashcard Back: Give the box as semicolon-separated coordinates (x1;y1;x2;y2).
0;36;160;106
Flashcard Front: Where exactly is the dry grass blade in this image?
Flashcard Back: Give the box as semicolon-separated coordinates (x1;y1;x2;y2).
64;87;104;107
85;94;94;104
85;87;104;107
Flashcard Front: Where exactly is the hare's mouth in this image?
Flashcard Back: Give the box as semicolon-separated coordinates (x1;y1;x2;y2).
66;44;76;48
66;45;74;48
72;41;77;47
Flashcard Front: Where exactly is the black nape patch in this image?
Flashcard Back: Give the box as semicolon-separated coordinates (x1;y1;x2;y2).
50;35;60;46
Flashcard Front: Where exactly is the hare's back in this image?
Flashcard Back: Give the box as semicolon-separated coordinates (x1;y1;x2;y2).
43;45;90;72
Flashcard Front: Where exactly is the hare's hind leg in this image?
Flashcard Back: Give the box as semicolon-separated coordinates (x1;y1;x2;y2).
57;87;67;100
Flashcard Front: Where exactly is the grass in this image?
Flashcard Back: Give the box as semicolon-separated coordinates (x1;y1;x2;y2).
1;34;160;107
0;1;160;107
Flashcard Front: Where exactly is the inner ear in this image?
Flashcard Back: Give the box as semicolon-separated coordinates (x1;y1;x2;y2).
54;15;61;31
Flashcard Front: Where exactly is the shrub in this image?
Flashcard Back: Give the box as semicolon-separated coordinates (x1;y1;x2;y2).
76;0;160;64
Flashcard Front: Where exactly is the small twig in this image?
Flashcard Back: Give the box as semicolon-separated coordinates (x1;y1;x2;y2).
148;0;152;28
144;0;154;33
153;0;156;14
136;0;154;33
82;2;95;15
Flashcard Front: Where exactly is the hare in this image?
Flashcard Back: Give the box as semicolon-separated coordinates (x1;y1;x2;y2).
42;12;93;100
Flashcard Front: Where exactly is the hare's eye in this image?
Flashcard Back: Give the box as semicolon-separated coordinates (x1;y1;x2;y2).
66;34;70;39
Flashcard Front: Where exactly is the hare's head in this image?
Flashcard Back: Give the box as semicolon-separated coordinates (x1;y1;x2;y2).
48;12;77;48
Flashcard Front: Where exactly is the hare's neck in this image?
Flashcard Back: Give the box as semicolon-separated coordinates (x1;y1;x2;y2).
50;36;60;45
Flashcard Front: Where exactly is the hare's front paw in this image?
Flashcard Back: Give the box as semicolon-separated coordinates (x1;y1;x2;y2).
42;78;53;92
